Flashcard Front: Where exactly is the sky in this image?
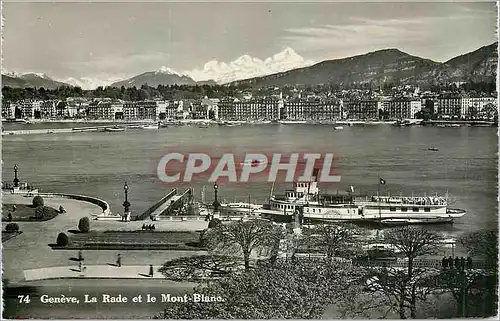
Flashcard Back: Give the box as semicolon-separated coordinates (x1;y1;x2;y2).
1;0;498;86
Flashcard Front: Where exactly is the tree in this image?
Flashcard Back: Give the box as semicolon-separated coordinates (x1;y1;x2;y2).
459;230;498;268
56;232;69;247
154;259;371;319
5;223;19;232
159;255;242;281
457;229;498;317
78;217;90;233
32;195;44;207
202;219;283;271
302;224;364;259
374;227;444;318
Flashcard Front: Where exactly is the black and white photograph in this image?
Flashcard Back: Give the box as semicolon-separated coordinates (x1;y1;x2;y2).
1;0;498;319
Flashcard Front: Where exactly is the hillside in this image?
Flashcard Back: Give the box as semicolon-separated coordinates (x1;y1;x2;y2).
1;73;69;89
231;43;498;87
110;69;198;88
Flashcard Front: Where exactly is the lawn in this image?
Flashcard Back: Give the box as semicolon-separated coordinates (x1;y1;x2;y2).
2;204;59;221
2;231;23;243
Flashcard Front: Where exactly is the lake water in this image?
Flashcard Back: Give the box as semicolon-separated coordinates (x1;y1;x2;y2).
2;123;498;238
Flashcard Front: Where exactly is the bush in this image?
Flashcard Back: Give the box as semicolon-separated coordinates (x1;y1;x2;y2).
208;218;222;229
78;217;90;233
5;223;19;232
35;206;50;219
56;232;69;247
32;195;44;207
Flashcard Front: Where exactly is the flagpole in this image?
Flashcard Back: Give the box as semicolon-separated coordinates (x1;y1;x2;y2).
378;176;382;233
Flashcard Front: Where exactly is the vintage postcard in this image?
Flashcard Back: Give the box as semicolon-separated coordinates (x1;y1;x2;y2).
1;0;498;319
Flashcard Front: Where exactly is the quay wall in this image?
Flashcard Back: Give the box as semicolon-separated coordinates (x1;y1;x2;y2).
39;193;111;215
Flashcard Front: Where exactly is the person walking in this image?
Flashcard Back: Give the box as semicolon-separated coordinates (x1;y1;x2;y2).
149;264;154;277
467;256;473;269
441;256;448;269
460;257;466;270
78;250;83;261
447;256;454;269
79;261;83;272
116;254;122;267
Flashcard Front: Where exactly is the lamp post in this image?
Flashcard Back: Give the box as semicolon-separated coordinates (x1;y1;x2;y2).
13;164;19;188
123;182;131;214
212;182;221;215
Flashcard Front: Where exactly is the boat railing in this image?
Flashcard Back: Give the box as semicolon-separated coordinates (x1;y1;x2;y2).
370;196;447;206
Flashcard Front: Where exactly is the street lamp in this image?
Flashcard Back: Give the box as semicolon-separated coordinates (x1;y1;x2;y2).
123;182;131;213
13;164;19;188
212;182;221;214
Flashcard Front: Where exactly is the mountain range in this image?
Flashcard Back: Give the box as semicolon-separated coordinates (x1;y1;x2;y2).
231;42;498;87
1;72;69;90
2;43;497;90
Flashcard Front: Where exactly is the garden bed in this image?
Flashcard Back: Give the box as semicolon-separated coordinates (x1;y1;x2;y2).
2;204;59;221
51;230;203;250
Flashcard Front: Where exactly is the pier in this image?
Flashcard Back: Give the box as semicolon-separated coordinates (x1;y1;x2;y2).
137;188;194;221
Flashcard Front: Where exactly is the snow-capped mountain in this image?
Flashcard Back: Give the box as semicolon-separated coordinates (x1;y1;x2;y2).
110;66;197;88
185;48;315;84
62;76;124;90
1;72;70;89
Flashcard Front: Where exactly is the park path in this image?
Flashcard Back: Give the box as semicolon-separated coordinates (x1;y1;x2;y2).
24;264;166;281
2;194;207;284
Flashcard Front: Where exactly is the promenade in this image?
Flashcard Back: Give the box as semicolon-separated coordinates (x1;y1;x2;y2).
24;264;166;281
2;193;207;284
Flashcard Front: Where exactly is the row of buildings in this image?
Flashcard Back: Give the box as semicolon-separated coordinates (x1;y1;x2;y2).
2;95;497;121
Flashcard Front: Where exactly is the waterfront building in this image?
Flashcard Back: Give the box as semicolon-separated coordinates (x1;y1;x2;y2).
66;97;90;118
387;99;422;119
201;98;219;120
18;99;41;119
39;100;57;119
461;96;497;119
437;95;462;119
219;97;281;121
190;100;208;119
217;98;237;120
343;99;379;120
87;99;116;120
1;101;15;119
156;101;168;120
283;98;342;121
163;101;178;119
137;101;157;120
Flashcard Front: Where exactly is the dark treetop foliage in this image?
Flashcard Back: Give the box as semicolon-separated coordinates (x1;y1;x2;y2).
56;232;69;247
154;259;372;319
5;222;19;232
78;217;90;233
32;195;44;207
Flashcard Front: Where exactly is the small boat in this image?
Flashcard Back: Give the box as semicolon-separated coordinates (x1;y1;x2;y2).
104;126;125;132
240;159;263;166
141;124;159;130
334;126;344;130
380;217;454;226
428;148;439;151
